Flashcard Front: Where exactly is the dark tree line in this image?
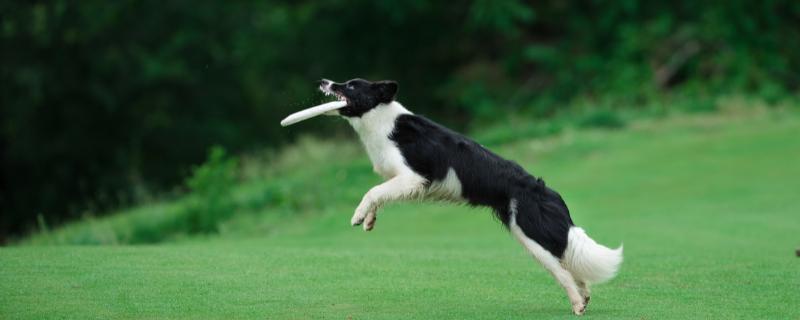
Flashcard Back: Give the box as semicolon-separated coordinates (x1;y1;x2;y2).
1;0;798;241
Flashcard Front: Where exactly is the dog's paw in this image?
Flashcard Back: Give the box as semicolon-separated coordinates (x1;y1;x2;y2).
352;197;379;227
572;302;586;316
351;203;372;226
350;212;365;226
363;212;376;231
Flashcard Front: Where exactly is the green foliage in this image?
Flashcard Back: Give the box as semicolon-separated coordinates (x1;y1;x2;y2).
577;110;627;130
2;1;799;239
467;0;534;35
21;138;368;245
184;146;238;234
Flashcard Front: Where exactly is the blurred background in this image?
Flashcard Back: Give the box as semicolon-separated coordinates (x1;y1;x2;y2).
1;0;799;243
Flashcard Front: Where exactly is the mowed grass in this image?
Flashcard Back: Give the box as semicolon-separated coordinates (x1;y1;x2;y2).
2;109;800;319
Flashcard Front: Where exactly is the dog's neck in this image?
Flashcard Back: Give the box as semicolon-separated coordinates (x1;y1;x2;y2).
345;101;411;139
345;101;412;178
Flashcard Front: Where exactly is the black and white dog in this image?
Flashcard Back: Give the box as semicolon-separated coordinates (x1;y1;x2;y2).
284;78;622;315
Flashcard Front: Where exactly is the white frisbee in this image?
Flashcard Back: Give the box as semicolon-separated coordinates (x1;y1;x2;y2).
280;100;348;127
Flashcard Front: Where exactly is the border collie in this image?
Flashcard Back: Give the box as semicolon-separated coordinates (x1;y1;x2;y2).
281;78;623;315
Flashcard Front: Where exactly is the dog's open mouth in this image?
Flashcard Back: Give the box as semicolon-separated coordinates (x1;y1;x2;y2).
320;86;348;104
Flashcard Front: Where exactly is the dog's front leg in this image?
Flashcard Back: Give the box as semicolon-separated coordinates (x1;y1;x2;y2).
351;174;425;231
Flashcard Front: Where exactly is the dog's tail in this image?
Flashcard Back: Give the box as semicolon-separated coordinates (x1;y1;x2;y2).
561;227;623;284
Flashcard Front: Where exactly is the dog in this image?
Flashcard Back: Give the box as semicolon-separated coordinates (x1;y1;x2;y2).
286;78;623;315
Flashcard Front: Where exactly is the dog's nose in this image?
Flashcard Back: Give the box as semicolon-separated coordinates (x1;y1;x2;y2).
319;79;332;87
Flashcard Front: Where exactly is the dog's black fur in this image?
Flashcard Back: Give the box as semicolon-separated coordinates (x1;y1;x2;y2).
329;78;575;257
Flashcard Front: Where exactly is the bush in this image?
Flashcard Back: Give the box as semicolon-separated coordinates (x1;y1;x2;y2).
577;110;627;129
184;146;239;234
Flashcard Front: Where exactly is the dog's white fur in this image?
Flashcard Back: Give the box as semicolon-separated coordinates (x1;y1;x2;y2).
563;228;624;285
426;168;464;202
346;101;414;179
346;102;428;230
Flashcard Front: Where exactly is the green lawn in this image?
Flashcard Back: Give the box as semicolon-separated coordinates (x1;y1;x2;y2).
2;110;799;319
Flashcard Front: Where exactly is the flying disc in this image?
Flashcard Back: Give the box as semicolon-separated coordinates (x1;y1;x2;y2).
280;101;348;127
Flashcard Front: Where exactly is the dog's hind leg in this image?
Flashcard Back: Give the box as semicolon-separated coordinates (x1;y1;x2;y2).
351;174;425;231
508;199;586;316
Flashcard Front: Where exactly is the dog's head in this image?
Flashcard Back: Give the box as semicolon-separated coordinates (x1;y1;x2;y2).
319;78;398;117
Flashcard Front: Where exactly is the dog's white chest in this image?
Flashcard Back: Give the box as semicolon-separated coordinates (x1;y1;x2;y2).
348;102;413;179
360;133;403;178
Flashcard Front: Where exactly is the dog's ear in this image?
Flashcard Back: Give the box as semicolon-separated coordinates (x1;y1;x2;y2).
374;80;398;103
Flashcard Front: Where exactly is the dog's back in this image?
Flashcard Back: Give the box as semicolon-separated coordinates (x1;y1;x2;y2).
390;114;574;255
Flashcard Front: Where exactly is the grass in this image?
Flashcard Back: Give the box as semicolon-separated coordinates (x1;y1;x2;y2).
3;107;800;319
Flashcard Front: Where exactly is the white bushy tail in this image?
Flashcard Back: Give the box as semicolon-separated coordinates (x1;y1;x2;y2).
561;227;623;284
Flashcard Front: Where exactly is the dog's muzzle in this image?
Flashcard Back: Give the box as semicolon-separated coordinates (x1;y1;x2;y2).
319;79;347;102
319;79;333;93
